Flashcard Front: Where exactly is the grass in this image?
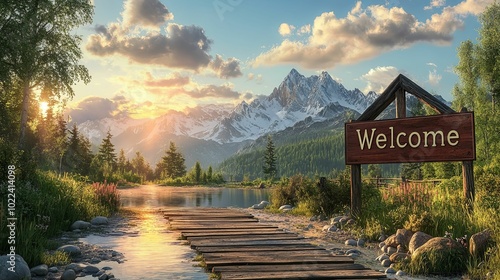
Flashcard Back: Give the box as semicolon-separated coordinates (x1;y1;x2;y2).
0;170;120;266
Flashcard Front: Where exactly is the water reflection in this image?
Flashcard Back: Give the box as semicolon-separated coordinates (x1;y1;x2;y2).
79;185;270;279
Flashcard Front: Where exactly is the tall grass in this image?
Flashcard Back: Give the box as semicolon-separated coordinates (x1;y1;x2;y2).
358;174;499;279
0;171;119;266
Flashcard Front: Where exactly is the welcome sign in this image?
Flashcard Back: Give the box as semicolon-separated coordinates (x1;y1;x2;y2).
345;112;476;165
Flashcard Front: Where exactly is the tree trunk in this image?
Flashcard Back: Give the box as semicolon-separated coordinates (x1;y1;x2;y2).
18;81;31;149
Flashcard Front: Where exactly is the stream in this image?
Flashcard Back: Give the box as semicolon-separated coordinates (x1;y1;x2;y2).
78;185;270;280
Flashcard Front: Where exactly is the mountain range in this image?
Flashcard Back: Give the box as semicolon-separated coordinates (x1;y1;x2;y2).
76;69;384;169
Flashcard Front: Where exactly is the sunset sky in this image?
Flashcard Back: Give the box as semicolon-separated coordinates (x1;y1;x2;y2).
69;0;493;123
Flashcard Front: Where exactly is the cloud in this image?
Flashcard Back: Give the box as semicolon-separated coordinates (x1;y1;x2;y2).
428;69;442;85
184;84;241;99
427;62;438;67
361;66;407;93
279;23;295;36
142;72;191;87
122;0;174;29
247;73;263;82
297;24;311;35
209;54;243;79
253;1;483;69
424;0;446;10
87;3;243;78
87;23;213;70
67;96;121;124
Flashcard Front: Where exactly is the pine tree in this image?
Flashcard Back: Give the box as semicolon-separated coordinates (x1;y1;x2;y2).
161;141;186;179
117;149;127;174
263;135;277;180
97;129;117;167
194;161;202;183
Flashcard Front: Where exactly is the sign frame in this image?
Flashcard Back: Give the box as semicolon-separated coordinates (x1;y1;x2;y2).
345;112;476;165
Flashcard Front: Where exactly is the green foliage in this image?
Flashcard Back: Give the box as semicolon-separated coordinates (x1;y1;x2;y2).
159;141;187;179
263;135;277;180
41;251;71;267
404;243;469;275
270;173;351;216
0;171;115;266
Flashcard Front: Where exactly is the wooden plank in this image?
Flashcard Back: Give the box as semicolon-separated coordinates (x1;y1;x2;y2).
181;228;283;234
212;263;369;273
187;233;299;241
170;218;259;223
183;230;285;238
220;269;387;280
190;239;312;249
202;250;335;259
166;214;255;219
171;224;279;230
205;255;354;270
197;245;323;253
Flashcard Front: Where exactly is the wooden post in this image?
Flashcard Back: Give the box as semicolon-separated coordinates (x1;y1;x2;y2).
350;164;362;218
462;161;474;209
396;88;406;118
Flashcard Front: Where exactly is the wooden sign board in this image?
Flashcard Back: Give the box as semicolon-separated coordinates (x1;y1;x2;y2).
345;112;475;165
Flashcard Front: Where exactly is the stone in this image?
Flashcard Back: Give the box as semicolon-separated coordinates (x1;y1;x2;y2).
322;225;330;232
48;267;58;273
375;254;389;262
331;216;345;224
91;216;108;225
385;267;397;274
0;254;31;280
469;229;492;258
385;246;397;255
65;263;85;273
259;201;270;207
384;234;397;247
70;220;90;230
357;238;366;247
30;264;48;276
381;259;391;267
396;270;407;276
378;241;386;249
395;228;413;249
61;269;77;280
57;245;81;256
411;237;468;275
389;252;410;263
83;265;100;274
250;203;264;209
279;205;293;211
345;239;357;246
409;231;433;254
346;249;361;255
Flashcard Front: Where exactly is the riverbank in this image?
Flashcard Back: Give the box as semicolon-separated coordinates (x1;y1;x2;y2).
240;208;464;280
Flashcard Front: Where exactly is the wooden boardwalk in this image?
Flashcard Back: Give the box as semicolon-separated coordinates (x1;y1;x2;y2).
163;208;387;280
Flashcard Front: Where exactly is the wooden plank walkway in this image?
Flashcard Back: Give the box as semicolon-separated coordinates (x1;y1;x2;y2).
163;208;386;280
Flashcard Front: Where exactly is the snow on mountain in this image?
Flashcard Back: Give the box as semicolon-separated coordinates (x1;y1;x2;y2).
77;69;379;151
206;69;379;143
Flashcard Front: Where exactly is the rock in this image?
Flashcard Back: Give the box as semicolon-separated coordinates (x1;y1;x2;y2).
57;245;81;256
346;249;361;255
83;265;100;274
0;254;31;280
70;220;90;230
469;229;492;258
65;263;85;273
259;201;270;207
48;267;58;273
385;267;397;274
30;264;48;276
250;203;264;209
357;239;366;247
385;246;397;255
378;241;386;249
381;259;392;267
411;237;468;275
384;234;397;247
91;216;108;225
279;205;293;211
378;233;388;242
389;252;410;263
396;270;407;276
397;244;407;253
61;269;77;280
331;216;345;224
375;254;389;262
396;229;414;249
345;239;357;246
409;231;433;254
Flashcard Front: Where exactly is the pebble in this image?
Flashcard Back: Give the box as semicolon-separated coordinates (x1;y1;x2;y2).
30;264;48;276
61;269;77;280
345;239;357;246
357;238;365;247
396;270;406;276
381;259;392;267
385;267;397;274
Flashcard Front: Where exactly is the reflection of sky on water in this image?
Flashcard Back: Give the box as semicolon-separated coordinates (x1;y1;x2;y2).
119;185;270;208
79;185;270;279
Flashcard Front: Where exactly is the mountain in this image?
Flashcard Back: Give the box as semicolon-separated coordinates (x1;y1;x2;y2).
75;69;382;168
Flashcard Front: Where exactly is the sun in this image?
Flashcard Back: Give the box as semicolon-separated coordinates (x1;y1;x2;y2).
39;101;49;118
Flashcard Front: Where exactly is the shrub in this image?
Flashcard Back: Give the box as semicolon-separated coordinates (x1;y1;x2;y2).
92;181;120;212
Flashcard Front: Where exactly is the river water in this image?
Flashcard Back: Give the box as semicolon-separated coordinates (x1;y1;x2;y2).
79;185;270;280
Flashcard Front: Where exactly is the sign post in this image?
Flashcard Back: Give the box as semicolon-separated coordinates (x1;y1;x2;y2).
345;74;476;216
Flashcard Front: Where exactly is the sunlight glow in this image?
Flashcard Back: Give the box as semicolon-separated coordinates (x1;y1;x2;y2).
39;101;49;118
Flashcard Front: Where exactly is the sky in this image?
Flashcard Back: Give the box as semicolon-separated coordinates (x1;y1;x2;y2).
68;0;494;123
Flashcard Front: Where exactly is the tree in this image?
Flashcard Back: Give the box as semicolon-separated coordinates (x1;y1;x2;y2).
0;1;93;148
97;130;117;167
194;161;202;183
263;135;277;180
117;149;127;174
161;141;186;179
